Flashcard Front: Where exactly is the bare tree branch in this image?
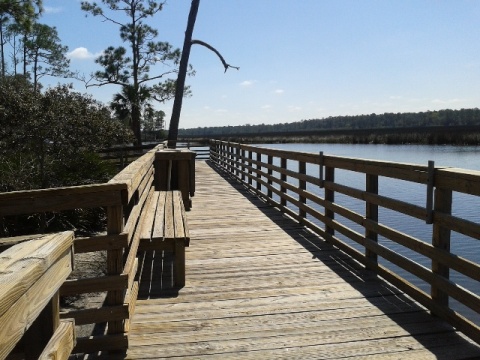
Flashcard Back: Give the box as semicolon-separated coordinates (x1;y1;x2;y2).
191;39;239;73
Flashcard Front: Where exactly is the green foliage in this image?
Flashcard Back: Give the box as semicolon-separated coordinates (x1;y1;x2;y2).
23;23;72;90
0;0;42;31
0;76;134;191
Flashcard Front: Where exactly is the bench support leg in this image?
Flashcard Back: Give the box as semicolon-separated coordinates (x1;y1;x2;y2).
174;239;186;287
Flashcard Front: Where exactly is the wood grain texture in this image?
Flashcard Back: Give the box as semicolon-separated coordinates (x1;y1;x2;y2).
0;232;73;319
0;251;72;359
38;319;76;360
121;161;480;359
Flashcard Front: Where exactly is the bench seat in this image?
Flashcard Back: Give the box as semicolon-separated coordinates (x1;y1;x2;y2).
139;190;190;287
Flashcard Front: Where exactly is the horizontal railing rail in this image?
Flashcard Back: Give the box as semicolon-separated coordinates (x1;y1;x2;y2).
210;139;480;345
97;143;162;169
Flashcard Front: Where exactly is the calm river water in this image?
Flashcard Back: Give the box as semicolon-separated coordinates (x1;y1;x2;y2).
256;143;480;324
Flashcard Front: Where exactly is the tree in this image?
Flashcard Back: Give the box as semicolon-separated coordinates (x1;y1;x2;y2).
0;14;10;76
0;0;42;77
81;0;184;145
23;23;71;91
167;0;238;148
0;0;42;30
110;83;152;128
143;107;165;141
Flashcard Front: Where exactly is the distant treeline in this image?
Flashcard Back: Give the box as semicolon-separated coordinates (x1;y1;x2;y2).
178;109;480;144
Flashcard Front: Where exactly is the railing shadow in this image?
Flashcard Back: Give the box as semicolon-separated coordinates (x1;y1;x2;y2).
206;160;480;356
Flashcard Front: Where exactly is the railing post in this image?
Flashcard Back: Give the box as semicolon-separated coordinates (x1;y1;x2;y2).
106;205;125;336
221;142;227;168
319;151;324;188
230;143;237;175
365;173;379;268
235;145;240;178
227;141;232;173
24;292;60;359
224;142;228;170
256;152;262;191
325;166;335;235
426;160;435;224
299;161;306;218
248;151;253;186
280;157;287;207
267;155;273;199
241;148;246;182
217;142;222;166
431;187;452;310
214;140;218;162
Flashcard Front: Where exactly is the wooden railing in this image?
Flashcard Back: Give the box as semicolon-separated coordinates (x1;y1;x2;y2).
0;143;198;356
98;143;160;169
210;140;480;344
1;232;75;359
0;145;163;355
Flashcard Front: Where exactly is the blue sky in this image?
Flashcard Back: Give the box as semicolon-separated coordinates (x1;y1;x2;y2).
41;0;480;130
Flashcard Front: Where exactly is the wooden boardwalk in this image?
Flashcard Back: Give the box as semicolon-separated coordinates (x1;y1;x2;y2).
124;161;480;359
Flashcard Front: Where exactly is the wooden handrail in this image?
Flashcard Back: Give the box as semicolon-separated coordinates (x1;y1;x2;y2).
1;232;75;359
210;139;480;344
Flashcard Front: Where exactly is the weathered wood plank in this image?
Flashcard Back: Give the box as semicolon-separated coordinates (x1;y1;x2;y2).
74;233;129;253
0;253;72;359
38;319;76;360
0;184;126;215
0;232;73;318
164;191;174;239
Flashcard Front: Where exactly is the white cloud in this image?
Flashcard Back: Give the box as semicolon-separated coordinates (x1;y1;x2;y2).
44;6;62;14
67;47;98;60
431;98;465;105
288;105;302;112
261;105;272;110
240;80;256;87
274;89;284;94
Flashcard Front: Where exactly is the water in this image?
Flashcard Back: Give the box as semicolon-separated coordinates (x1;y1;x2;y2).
256;143;480;324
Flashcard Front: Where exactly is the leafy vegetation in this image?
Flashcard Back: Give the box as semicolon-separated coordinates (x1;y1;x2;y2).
0;0;42;32
0;76;133;191
0;75;134;235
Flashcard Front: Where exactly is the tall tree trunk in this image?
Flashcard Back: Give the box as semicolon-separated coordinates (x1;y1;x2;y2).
131;103;142;145
0;18;5;78
23;34;27;75
167;0;200;149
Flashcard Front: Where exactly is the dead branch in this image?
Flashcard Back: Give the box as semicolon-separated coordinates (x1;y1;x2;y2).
191;39;240;73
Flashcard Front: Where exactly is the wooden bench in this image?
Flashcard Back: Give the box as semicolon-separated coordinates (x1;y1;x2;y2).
138;190;190;287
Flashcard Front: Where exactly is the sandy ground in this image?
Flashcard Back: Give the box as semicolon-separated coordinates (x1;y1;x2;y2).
61;251;108;338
